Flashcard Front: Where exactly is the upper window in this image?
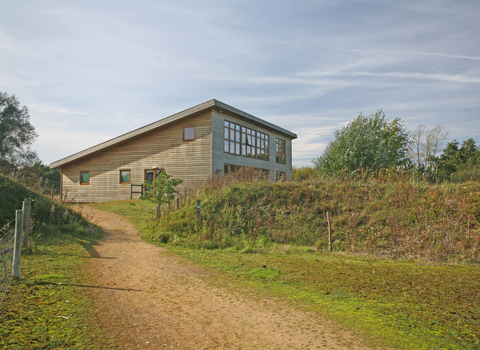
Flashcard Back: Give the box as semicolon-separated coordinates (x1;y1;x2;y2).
80;171;90;185
224;120;269;161
276;138;286;164
120;170;130;184
183;126;195;141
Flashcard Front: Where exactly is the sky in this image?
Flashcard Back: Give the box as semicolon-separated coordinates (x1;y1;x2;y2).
1;0;479;167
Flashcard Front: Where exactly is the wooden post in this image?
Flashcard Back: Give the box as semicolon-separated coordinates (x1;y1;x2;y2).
176;197;180;210
22;198;33;247
13;210;23;279
197;200;201;222
327;212;332;252
130;183;133;199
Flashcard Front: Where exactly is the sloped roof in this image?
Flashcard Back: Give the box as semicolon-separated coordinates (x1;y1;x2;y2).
50;99;297;169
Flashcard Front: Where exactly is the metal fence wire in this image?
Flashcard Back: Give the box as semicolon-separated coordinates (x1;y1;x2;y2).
0;221;15;305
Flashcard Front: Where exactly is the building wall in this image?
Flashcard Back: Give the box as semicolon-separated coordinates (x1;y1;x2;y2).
211;109;292;180
61;111;213;203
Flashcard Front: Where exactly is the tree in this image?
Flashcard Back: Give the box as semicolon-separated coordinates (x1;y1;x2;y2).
140;171;183;217
409;125;426;168
0;92;39;167
429;138;480;181
312;110;410;175
408;124;449;169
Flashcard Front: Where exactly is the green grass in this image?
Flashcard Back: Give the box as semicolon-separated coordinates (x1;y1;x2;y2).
93;198;480;349
171;247;480;350
0;235;116;349
0;176;116;349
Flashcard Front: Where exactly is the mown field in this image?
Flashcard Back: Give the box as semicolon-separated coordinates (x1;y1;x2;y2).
93;177;480;350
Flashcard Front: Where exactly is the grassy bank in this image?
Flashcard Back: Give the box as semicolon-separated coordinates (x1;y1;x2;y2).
93;195;480;349
148;179;478;264
0;175;115;349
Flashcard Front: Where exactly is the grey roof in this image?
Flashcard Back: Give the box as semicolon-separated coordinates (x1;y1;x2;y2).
51;99;297;169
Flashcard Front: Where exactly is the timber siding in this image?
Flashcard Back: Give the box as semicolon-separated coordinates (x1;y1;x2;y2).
52;100;297;203
61;111;212;203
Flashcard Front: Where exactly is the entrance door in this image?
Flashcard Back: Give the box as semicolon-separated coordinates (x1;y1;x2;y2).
145;169;163;191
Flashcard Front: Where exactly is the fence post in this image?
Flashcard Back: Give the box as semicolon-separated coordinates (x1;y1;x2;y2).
197;200;201;222
22;198;33;247
176;197;180;210
327;212;332;252
13;210;23;279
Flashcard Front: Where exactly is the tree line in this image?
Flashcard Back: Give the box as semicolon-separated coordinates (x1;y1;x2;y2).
311;110;479;183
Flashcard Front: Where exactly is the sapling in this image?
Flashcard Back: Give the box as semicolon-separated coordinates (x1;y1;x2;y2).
140;171;183;217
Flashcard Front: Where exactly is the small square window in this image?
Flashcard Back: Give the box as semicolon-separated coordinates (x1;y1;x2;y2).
80;171;90;185
120;170;130;184
183;126;195;141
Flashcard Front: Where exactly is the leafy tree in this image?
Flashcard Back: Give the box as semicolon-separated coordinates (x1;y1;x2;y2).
430;138;480;181
140;171;183;217
0;92;39;167
312;110;410;175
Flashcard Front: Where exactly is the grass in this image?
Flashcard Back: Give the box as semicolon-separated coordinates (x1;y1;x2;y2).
92;188;480;350
0;176;116;349
151;178;480;264
0;235;116;349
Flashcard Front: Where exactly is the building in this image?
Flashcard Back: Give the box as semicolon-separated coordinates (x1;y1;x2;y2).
51;99;297;203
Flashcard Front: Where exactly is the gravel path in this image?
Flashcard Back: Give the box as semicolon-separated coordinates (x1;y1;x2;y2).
80;206;372;349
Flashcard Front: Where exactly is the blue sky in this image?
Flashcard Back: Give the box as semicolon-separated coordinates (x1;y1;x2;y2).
1;0;479;166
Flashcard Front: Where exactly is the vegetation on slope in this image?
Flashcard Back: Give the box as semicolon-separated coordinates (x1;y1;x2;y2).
0;173;89;238
145;175;479;264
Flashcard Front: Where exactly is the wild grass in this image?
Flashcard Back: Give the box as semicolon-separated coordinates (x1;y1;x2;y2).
0;173;94;239
143;171;480;264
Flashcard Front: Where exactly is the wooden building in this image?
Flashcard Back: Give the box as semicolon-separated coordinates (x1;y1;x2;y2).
51;99;297;203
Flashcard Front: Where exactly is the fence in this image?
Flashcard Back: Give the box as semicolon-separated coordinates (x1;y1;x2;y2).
0;199;33;306
0;220;15;305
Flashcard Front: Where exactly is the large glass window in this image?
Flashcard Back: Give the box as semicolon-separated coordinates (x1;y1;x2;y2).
224;120;269;161
276;138;286;164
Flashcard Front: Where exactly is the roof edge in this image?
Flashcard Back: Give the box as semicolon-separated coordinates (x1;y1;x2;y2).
51;99;297;168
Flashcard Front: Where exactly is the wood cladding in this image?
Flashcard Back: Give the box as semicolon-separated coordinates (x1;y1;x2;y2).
60;106;294;203
62;111;213;202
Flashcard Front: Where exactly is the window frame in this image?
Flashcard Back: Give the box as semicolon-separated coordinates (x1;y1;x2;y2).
80;171;90;185
276;138;287;164
224;120;269;161
144;169;164;191
276;170;286;182
119;169;131;185
183;126;195;142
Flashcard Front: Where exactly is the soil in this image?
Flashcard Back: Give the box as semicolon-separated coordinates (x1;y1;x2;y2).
79;206;373;349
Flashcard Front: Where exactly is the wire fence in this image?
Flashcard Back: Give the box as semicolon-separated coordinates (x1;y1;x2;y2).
0;222;15;305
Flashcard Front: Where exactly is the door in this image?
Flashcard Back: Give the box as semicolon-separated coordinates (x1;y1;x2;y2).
144;169;164;191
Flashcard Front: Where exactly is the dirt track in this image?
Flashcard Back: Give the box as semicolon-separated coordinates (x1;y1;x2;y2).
80;206;372;349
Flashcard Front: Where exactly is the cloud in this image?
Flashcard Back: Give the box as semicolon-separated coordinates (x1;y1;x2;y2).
29;104;89;115
299;71;480;84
